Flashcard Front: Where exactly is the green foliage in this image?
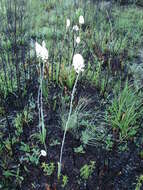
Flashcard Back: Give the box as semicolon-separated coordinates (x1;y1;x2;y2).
0;70;17;97
86;60;102;86
23;148;40;165
42;80;49;103
14;113;23;136
0;106;5;116
60;67;76;90
41;162;55;176
105;135;114;150
80;161;96;180
107;82;143;140
3;167;24;187
3;138;13;155
130;60;143;90
61;97;91;134
135;175;143;190
20;142;30;153
80;108;108;149
62;175;69;188
14;107;33;136
74;145;85;154
0;0;34;98
49;139;60;146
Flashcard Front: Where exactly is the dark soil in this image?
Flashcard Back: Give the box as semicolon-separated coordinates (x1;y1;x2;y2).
21;127;143;190
1;81;143;190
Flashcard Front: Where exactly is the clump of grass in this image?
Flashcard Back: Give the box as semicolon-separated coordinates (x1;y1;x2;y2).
107;81;143;141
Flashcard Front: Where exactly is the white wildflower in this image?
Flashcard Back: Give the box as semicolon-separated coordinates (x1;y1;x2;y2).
79;15;84;25
66;19;70;29
73;54;85;74
76;36;80;44
40;150;47;157
35;41;48;62
73;25;79;31
42;41;46;48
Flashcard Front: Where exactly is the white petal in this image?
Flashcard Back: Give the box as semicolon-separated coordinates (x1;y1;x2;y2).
66;19;70;28
41;150;47;157
35;41;48;62
73;25;79;31
76;36;80;44
79;15;84;24
42;41;46;48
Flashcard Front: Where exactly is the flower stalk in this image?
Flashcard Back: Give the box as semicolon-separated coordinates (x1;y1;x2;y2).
35;41;48;152
38;60;47;151
58;53;84;179
58;71;80;179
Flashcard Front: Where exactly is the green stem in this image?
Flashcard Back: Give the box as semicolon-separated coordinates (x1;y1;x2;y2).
58;72;80;179
38;60;47;151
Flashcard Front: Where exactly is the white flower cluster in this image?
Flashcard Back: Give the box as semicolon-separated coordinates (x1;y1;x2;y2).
66;15;84;30
73;25;79;31
35;41;48;62
66;15;84;45
73;54;85;74
79;15;84;25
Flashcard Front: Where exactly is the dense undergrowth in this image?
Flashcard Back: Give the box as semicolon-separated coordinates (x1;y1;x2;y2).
0;0;143;189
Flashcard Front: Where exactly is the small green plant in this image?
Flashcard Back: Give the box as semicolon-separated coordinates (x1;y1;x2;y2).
59;64;76;90
4;138;16;156
3;167;24;187
23;107;33;124
118;142;128;152
74;145;85;154
140;151;143;159
14;107;33;137
49;139;60;146
20;142;30;153
105;135;113;150
80;120;106;148
135;175;143;190
80;161;96;180
41;162;55;176
23;148;40;165
14;113;23;136
62;175;68;188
